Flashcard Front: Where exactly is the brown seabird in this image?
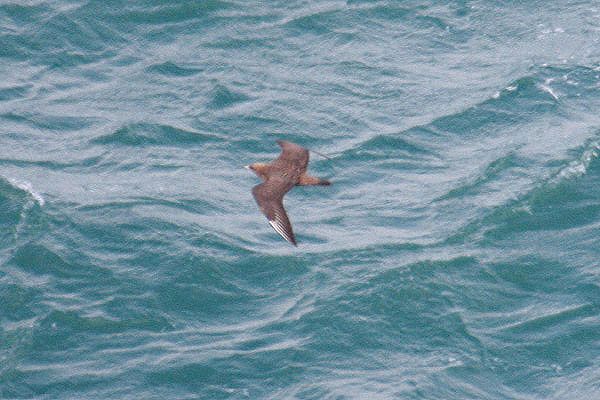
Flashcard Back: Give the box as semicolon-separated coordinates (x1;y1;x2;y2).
246;140;331;246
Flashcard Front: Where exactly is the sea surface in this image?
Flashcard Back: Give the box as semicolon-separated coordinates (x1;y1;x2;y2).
2;1;600;399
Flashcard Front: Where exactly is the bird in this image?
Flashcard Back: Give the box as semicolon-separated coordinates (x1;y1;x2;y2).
246;140;331;246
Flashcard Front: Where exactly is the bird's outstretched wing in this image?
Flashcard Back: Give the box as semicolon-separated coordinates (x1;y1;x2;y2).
272;140;309;174
252;178;297;246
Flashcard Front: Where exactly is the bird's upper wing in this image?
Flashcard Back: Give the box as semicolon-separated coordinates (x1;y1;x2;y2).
252;177;297;246
272;140;309;174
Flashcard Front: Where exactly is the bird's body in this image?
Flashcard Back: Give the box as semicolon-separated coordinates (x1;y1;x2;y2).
247;140;331;246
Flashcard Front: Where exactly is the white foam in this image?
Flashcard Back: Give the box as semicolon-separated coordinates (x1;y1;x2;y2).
538;83;559;100
493;85;517;99
555;141;600;181
8;178;45;206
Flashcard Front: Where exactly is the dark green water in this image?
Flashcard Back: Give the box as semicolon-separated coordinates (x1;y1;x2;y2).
1;1;600;398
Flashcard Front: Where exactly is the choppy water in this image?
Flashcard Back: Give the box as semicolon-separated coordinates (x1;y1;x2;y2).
2;1;600;399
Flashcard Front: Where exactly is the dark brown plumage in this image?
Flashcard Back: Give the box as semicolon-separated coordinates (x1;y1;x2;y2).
247;140;331;246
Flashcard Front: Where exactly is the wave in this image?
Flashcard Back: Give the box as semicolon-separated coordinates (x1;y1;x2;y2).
339;131;441;161
90;122;224;146
551;139;600;183
445;135;600;245
325;65;600;253
1;111;100;132
345;63;600;154
112;1;234;25
0;84;32;101
5;177;45;206
206;84;253;110
435;152;528;202
36;309;173;337
145;61;203;77
336;72;560;162
0;177;46;246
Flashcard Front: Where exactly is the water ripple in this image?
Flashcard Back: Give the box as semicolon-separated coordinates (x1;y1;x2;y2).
91;122;224;146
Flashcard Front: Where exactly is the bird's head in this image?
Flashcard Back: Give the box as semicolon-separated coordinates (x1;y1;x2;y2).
245;162;269;181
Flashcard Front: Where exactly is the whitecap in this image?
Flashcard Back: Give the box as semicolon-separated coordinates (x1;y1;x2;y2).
537;83;559;100
8;178;45;206
555;141;600;181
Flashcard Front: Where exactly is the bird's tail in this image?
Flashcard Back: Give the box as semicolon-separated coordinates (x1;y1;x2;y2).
298;173;331;186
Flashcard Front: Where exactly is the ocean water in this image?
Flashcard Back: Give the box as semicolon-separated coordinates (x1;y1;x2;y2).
1;0;600;398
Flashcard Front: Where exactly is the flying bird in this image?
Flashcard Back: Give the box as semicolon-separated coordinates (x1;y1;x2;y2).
246;140;331;246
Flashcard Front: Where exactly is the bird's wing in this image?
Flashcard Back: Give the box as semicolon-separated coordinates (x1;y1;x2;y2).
273;140;309;173
252;178;297;246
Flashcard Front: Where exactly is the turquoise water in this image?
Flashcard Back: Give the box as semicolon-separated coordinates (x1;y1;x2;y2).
2;1;600;398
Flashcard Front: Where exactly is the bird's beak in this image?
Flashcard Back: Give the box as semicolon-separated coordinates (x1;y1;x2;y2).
244;165;251;170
